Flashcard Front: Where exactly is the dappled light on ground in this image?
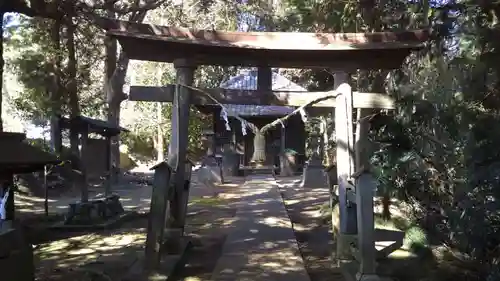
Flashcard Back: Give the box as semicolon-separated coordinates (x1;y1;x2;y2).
35;227;147;280
276;176;341;281
208;176;310;281
16;171;242;280
16;180;154;218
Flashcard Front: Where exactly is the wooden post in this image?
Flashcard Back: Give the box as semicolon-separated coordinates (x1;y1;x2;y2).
167;59;196;233
355;108;371;171
212;108;219;155
44;166;49;216
104;135;112;197
257;66;272;91
144;162;172;273
80;128;89;203
230;118;236;152
334;72;357;259
355;171;379;281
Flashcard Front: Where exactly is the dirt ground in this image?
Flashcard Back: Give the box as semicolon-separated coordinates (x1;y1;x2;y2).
16;173;338;281
277;177;344;281
21;175;244;281
171;177;245;281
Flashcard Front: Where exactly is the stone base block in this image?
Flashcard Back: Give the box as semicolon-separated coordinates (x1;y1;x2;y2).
336;233;358;261
50;211;138;231
240;165;277;176
63;194;125;225
301;165;327;188
197;165;222;186
356;273;382;281
50;196;138;231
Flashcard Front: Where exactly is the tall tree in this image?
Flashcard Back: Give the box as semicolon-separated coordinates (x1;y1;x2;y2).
1;12;4;132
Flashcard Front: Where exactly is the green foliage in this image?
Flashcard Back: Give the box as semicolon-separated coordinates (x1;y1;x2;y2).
120;131;156;161
25;137;52;153
8;18;57;121
405;225;429;250
365;2;500;279
6;15;104;122
6;1;500;279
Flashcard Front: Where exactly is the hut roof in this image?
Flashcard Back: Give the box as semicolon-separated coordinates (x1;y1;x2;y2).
59;115;129;137
0;132;60;174
221;69;302;117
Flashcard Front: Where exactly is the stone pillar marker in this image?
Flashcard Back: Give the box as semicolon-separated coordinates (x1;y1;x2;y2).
309;120;323;166
279;123;294;176
198;130;223;195
301;120;327;188
201;129;216;158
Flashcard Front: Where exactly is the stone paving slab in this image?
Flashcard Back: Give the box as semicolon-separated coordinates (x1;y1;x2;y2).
211;175;311;281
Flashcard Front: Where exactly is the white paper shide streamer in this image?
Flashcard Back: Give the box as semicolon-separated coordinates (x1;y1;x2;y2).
0;188;10;221
241;119;247;136
299;108;308;123
220;107;231;131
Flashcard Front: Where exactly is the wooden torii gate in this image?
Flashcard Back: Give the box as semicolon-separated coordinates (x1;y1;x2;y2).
104;18;428;280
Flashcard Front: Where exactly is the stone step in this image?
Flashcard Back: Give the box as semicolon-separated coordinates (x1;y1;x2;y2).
211;176;310;281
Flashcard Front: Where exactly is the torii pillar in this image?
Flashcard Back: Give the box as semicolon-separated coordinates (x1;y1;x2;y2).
334;72;358;261
166;59;197;239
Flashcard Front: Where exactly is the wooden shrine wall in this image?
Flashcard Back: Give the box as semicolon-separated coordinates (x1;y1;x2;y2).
213;113;306;167
83;138;108;180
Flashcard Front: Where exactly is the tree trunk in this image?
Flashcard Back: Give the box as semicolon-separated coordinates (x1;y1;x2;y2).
103;10;120;182
49;18;62;154
0;12;4;132
65;17;83;199
382;194;391;220
66;18;79;140
106;11;148;183
107;51;128;183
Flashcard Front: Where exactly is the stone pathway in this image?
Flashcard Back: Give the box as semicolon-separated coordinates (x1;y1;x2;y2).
211;175;310;281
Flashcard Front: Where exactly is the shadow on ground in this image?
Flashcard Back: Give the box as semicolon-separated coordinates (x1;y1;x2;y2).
27;174;243;281
276;177;344;281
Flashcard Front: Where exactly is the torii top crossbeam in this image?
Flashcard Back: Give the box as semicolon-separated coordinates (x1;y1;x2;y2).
101;18;429;69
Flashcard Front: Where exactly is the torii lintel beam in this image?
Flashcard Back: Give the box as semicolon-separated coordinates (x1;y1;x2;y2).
128;85;395;109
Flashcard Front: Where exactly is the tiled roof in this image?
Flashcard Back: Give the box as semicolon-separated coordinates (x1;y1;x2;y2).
221;69;306;116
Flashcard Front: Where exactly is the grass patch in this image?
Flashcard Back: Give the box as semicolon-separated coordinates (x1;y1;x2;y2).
189;197;225;206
